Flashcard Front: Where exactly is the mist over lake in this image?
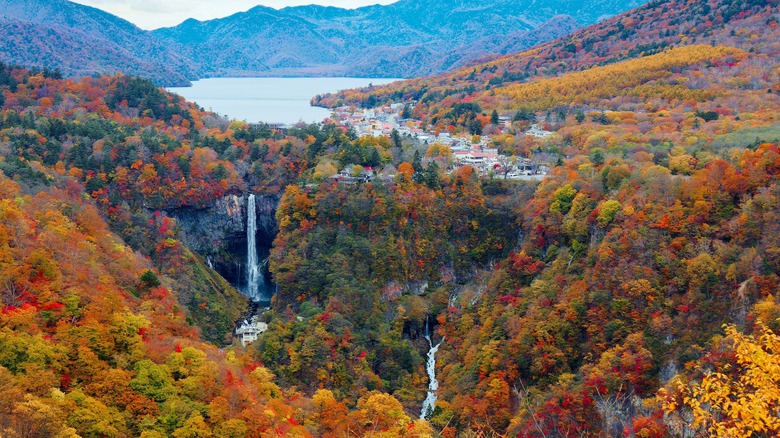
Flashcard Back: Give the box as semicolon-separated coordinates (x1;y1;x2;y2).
167;77;399;125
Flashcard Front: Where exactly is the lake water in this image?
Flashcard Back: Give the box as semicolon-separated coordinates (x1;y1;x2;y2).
167;77;399;125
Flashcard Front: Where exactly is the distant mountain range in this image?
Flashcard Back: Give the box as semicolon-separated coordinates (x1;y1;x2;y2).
0;0;196;86
315;0;778;117
0;0;645;85
153;0;643;78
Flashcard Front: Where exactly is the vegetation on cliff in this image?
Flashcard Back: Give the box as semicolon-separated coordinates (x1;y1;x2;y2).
1;0;780;435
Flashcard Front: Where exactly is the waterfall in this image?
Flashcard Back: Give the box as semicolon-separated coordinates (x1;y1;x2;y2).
247;194;263;302
448;292;457;308
420;316;444;420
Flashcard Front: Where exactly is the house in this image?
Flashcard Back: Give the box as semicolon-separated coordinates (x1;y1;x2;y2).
360;166;375;182
331;165;376;184
515;160;528;174
450;142;469;152
236;317;268;346
436;133;455;145
453;151;500;170
338;167;353;179
526;124;553;138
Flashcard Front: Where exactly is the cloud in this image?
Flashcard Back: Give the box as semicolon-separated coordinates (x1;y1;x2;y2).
70;0;397;29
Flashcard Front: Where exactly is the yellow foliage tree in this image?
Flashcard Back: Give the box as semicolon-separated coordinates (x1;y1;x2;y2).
492;45;744;111
353;391;433;437
313;160;338;182
661;321;780;437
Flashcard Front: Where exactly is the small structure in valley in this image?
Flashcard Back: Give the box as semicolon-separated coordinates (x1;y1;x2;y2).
235;316;268;346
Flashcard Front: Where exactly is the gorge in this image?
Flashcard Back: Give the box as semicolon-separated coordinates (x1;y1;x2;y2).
2;0;779;434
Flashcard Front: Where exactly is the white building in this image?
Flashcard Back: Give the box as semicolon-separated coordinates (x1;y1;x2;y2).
526;124;553;138
236;317;268;346
453;151;500;169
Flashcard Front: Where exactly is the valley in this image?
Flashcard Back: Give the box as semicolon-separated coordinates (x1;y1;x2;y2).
0;0;779;436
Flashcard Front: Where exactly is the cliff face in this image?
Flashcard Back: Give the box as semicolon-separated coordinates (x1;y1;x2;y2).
170;194;278;251
252;194;280;245
168;193;279;295
170;195;244;253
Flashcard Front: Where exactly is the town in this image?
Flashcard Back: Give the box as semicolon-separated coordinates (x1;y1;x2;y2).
323;102;556;182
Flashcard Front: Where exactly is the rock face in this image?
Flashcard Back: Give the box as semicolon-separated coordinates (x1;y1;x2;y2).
252;195;280;245
168;194;279;289
170;194;278;251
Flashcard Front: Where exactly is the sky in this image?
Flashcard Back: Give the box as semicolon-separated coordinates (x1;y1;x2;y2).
70;0;398;30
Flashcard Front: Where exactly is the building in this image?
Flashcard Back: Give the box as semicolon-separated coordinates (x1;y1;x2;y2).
453;151;500;172
236;317;268;346
331;165;376;183
526;124;553;138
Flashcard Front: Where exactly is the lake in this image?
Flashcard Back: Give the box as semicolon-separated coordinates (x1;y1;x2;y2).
167;77;399;125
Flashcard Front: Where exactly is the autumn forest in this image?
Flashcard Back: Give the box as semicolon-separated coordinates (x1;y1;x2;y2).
2;0;780;436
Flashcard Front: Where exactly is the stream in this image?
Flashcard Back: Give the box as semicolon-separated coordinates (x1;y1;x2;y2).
420;317;443;420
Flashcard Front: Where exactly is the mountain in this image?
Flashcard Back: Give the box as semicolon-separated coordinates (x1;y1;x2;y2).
441;14;582;72
343;14;582;78
0;0;196;86
0;18;192;86
4;0;780;435
316;0;780;113
0;0;641;83
153;0;644;78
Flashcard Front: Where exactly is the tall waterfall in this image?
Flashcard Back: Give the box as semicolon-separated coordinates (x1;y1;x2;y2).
420;317;443;420
246;194;263;302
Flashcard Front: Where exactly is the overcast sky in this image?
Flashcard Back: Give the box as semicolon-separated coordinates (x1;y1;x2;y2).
70;0;397;30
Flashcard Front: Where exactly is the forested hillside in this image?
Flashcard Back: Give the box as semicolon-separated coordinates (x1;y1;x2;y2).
0;0;641;83
315;0;778;116
297;0;780;435
0;0;195;86
2;0;780;435
153;0;640;78
0;63;444;436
